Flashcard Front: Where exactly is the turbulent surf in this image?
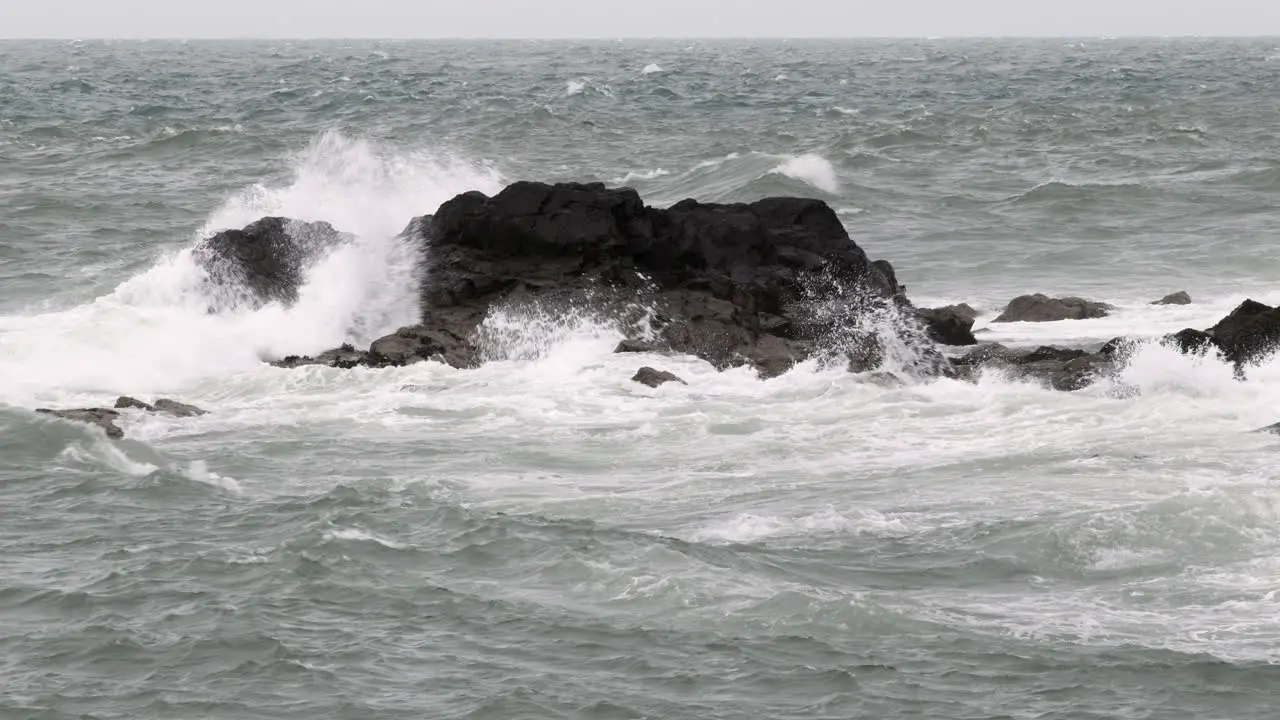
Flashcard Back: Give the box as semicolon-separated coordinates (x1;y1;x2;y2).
4;38;1280;720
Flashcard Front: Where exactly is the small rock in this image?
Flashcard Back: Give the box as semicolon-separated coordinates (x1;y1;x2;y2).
35;408;124;439
153;399;208;417
1152;291;1192;306
632;367;686;388
114;396;155;411
993;294;1112;323
614;339;656;354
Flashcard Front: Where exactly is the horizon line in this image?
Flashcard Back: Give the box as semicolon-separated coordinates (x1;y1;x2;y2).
4;34;1280;41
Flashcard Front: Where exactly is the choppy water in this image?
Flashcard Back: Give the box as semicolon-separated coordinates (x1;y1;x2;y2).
4;39;1280;719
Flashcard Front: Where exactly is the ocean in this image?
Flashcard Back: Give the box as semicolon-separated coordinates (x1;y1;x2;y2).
3;38;1280;719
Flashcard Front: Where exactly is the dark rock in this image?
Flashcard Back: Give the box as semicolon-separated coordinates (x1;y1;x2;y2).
271;343;370;369
614;339;656;354
1163;328;1218;356
114;396;154;411
632;367;686;388
1206;299;1280;367
35;408;123;438
1023;346;1089;363
938;303;980;323
1152;291;1192;306
916;306;978;346
194;217;350;308
415;181;915;378
993;294;1112;323
950;342;1113;391
153;399;208;417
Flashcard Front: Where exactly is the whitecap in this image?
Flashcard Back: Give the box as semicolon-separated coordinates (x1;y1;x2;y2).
773;153;839;193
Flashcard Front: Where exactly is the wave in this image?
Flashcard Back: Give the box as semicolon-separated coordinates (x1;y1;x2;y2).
0;131;504;407
772;154;839;194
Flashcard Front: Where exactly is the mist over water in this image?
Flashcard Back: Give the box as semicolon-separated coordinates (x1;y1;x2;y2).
4;38;1280;719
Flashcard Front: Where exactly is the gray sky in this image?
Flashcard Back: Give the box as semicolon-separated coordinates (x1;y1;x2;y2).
4;1;1280;39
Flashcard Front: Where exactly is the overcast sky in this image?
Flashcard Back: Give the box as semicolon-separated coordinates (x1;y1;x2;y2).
4;1;1280;39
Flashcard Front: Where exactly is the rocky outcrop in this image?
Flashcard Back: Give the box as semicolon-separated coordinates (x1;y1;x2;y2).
951;343;1116;391
916;306;978;346
36;397;209;439
283;182;924;378
193;217;350;308
113;396;208;417
36;408;124;438
1204;300;1280;367
632;367;686;387
1152;291;1192;306
993;294;1112;323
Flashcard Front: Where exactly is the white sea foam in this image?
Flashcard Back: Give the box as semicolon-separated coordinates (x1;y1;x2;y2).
325;527;409;549
0;131;504;407
566;79;586;96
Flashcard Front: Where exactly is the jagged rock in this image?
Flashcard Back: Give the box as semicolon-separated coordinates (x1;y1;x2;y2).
951;343;1112;390
153;399;208;417
1152;291;1192;306
916;306;978;346
632;367;686;388
952;343;1022;367
413;181;913;378
272;343;368;369
1205;299;1280;367
114;396;154;411
993;294;1112;323
614;339;657;354
193;217;350;308
35;408;123;438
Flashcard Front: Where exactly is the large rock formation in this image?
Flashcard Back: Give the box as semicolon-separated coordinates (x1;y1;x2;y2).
193;217;350;308
275;182;934;378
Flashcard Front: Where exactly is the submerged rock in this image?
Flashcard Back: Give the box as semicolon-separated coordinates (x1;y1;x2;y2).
951;343;1114;391
1152;291;1192;306
614;339;657;354
35;408;124;439
193;217;350;308
993;294;1112;323
632;367;686;388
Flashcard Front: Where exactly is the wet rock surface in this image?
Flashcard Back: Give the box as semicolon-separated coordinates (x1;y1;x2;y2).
632;367;686;388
